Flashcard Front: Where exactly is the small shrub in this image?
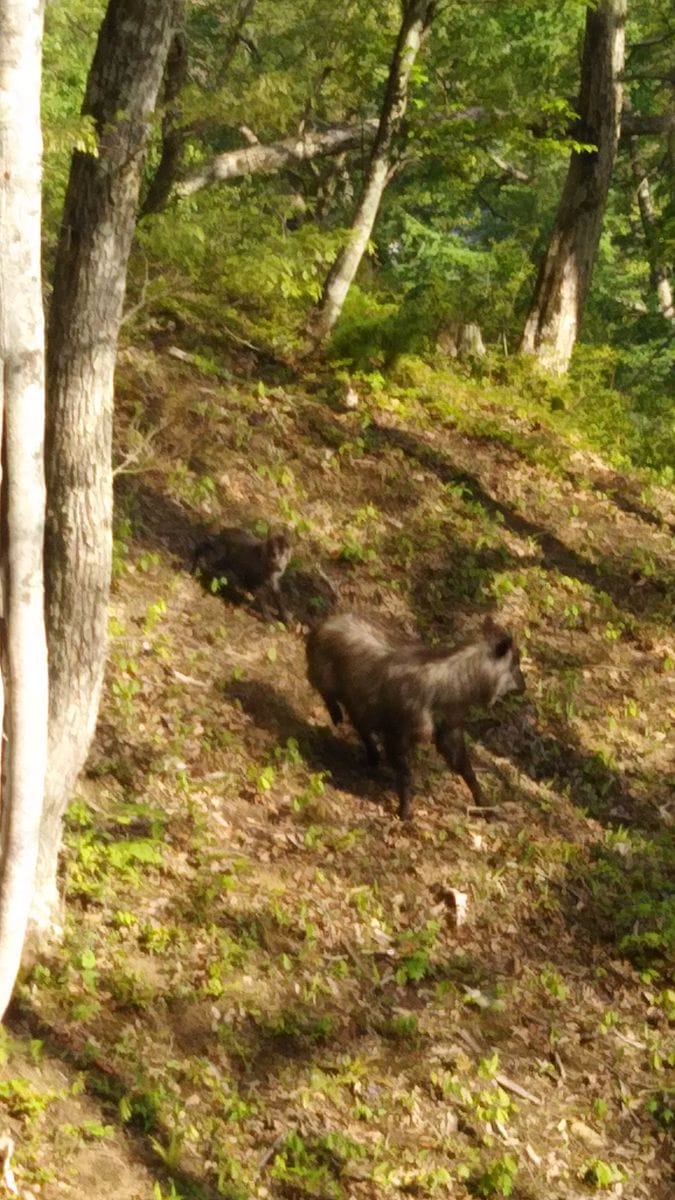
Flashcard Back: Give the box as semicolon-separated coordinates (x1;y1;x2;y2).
472;1154;519;1198
580;1159;627;1189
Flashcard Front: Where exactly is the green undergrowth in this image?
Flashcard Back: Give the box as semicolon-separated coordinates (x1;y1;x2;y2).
380;350;675;483
328;287;674;482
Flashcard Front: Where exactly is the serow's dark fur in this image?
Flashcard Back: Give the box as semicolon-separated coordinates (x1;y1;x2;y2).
191;526;292;622
306;612;526;820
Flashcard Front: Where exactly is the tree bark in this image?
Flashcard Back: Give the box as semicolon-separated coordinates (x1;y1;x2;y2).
142;1;263;216
140;26;188;217
0;0;48;1016
628;137;674;322
520;0;627;374
37;0;179;937
307;0;437;344
173;120;379;200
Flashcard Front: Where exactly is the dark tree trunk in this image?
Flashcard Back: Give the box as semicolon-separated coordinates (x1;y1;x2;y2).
36;0;179;936
140;26;188;217
307;0;437;345
142;1;259;216
520;1;627;373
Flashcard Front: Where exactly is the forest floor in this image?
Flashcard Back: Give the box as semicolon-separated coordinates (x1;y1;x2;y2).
3;344;674;1200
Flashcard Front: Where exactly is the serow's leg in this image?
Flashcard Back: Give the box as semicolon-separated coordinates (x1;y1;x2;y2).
385;735;413;820
435;726;483;805
320;691;343;727
270;579;289;624
354;723;380;769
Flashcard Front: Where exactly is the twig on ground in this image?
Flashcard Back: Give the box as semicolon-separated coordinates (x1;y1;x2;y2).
456;1027;483;1055
256;1128;293;1174
551;1049;566;1081
495;1072;541;1105
173;670;209;688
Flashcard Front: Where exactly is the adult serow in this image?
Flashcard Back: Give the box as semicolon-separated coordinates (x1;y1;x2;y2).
191;526;292;622
306;612;526;820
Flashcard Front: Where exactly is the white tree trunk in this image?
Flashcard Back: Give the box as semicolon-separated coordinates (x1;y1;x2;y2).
0;0;48;1018
308;0;436;344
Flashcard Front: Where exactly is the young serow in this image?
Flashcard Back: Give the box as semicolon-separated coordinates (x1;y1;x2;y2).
306;612;526;820
191;526;292;622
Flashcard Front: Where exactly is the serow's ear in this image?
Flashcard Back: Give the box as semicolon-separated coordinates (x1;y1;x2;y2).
482;614;498;634
494;634;513;658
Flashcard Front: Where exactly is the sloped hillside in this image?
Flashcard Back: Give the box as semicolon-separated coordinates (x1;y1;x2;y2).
4;347;673;1200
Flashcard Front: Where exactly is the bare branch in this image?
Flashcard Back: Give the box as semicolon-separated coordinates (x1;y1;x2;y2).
495;1073;541;1105
216;0;259;86
487;151;530;182
238;123;259;145
175;120;379;197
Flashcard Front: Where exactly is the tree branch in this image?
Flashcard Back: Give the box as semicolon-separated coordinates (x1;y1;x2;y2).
621;110;675;136
157;105;673;208
175;120;380;198
628;28;675;52
487;151;530;182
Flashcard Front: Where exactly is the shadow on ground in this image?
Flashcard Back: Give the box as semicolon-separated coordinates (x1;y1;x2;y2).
225;677;392;813
7;1003;223;1200
117;477;342;624
366;421;674;623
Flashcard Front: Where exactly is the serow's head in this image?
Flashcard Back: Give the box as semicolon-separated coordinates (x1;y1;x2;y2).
482;617;526;704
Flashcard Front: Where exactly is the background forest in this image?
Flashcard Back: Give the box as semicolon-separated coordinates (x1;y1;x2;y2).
0;2;672;1199
43;0;673;470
